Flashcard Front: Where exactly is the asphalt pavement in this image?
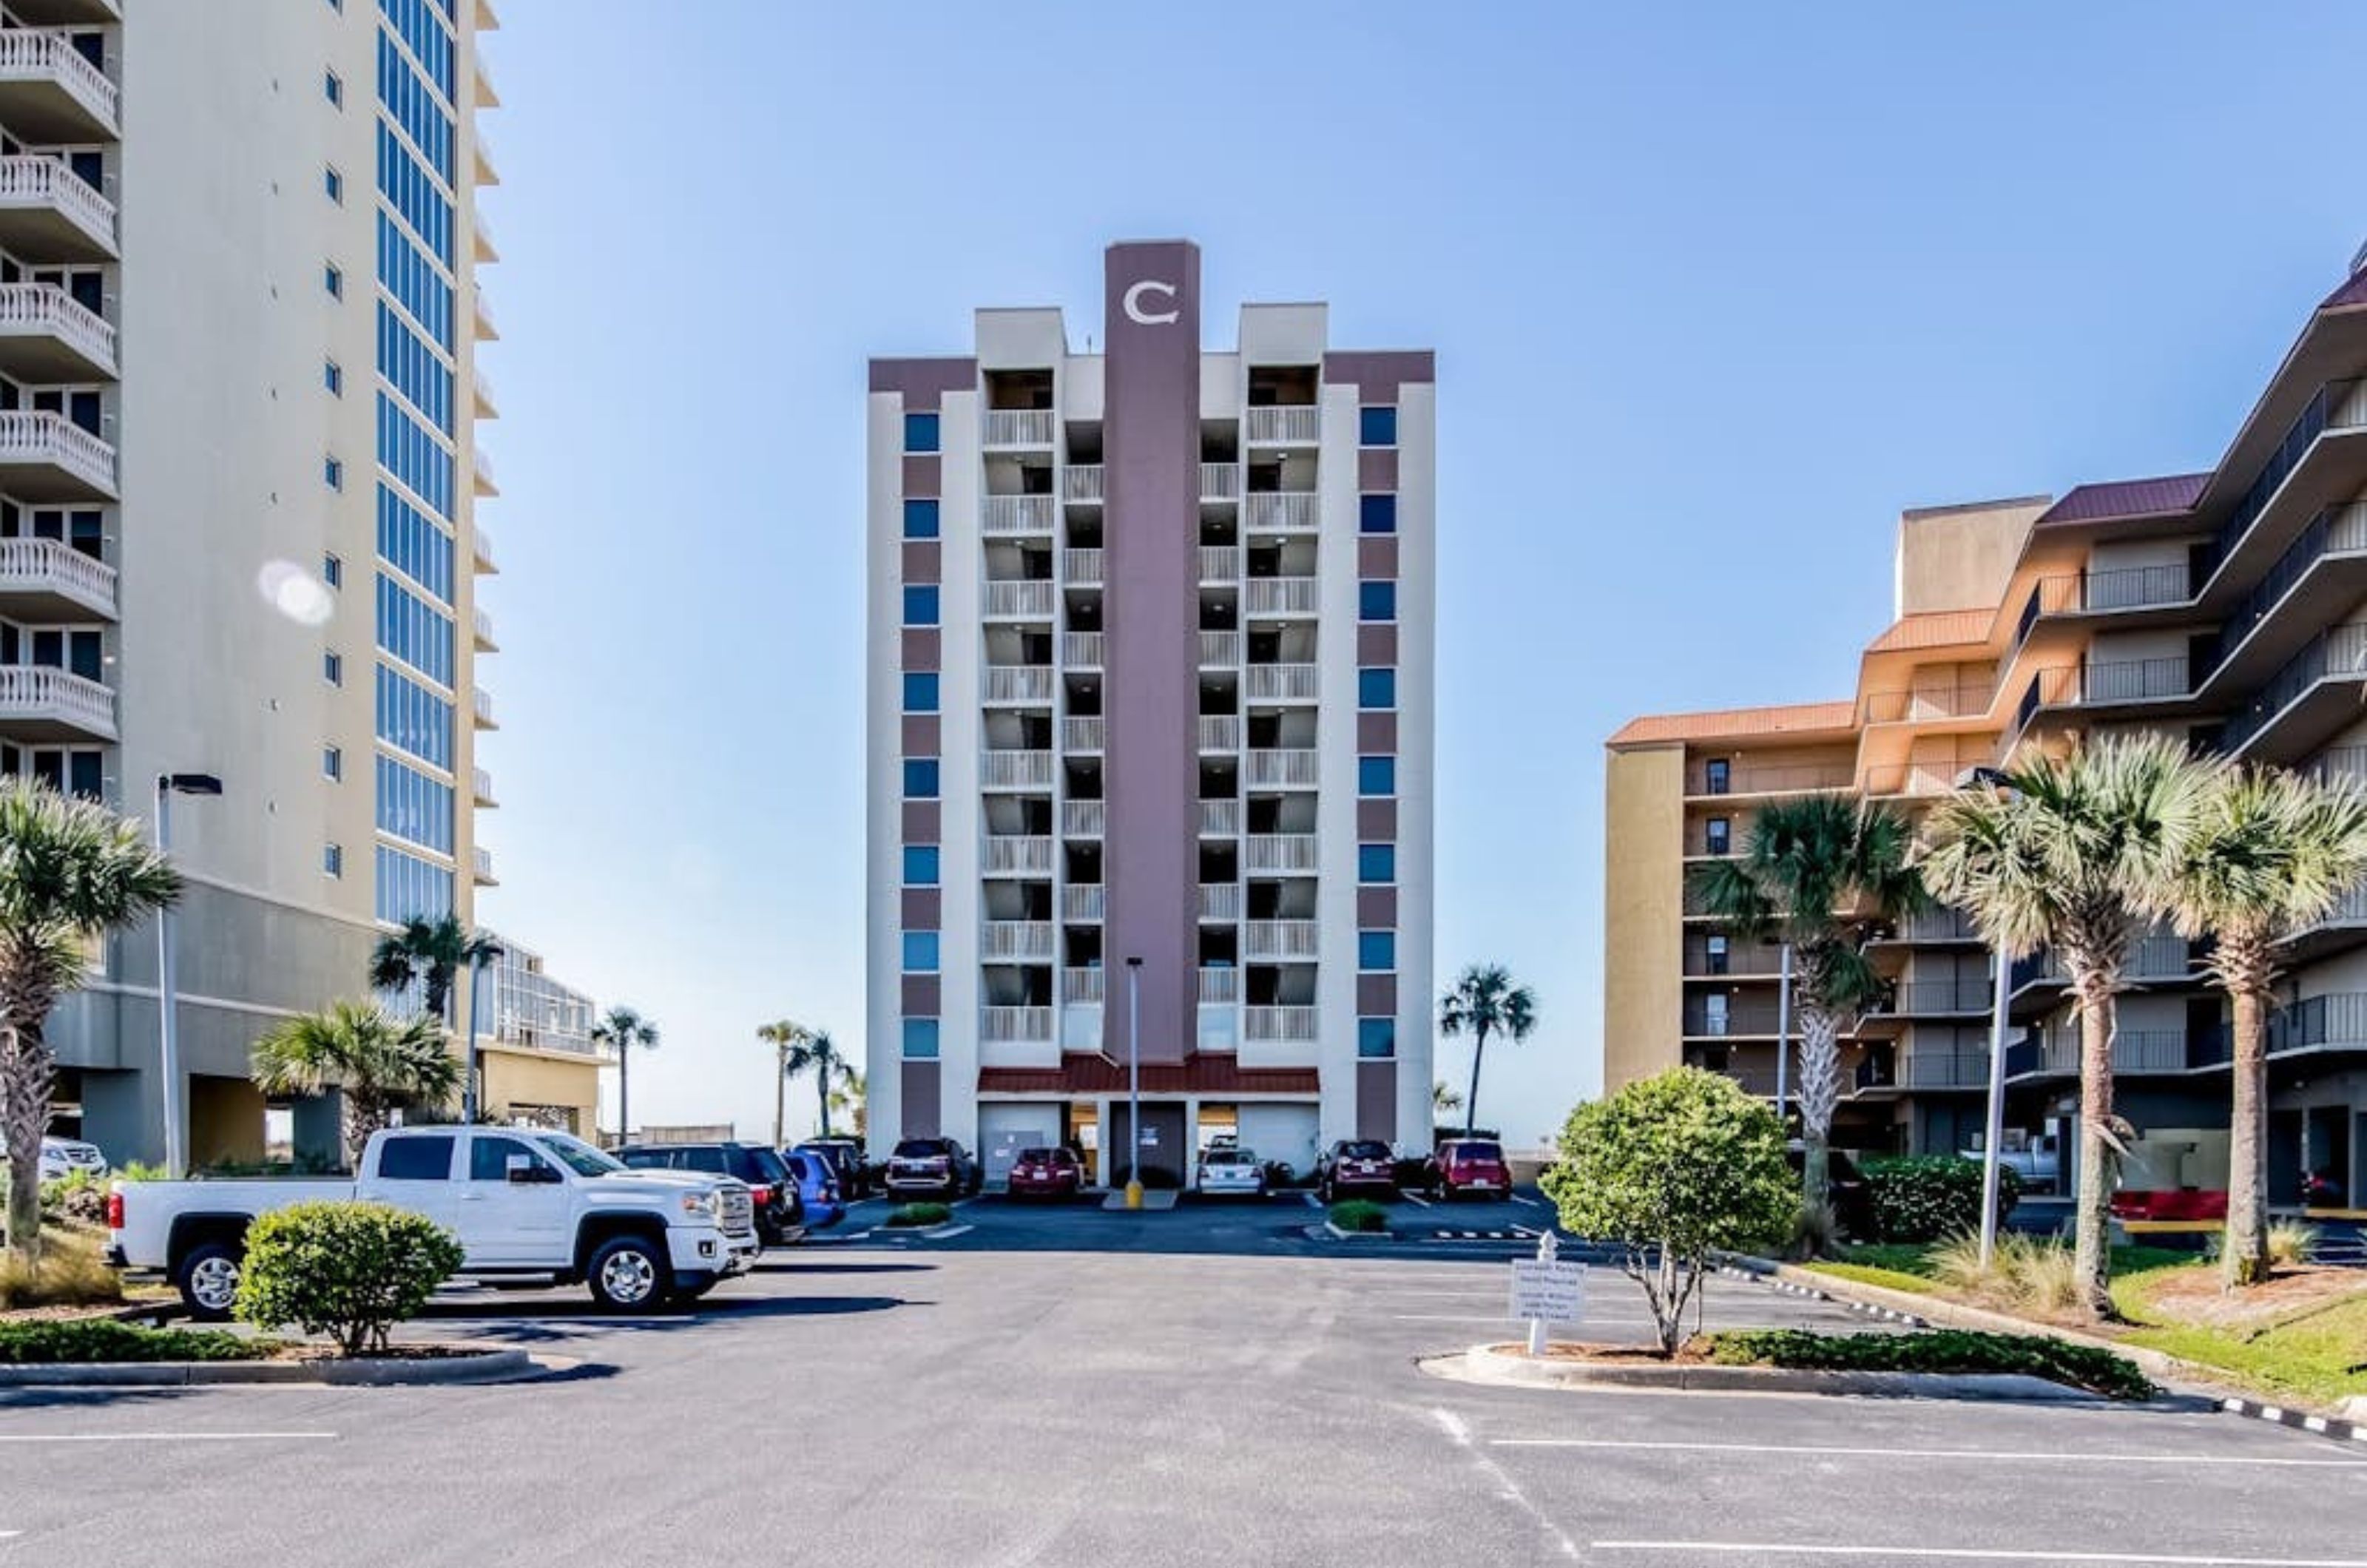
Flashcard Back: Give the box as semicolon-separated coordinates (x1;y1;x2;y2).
1;1189;2360;1567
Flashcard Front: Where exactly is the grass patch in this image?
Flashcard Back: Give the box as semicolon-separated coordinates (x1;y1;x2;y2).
883;1202;951;1229
1710;1328;2152;1401
0;1231;124;1311
0;1319;268;1365
1803;1260;1943;1297
2110;1258;2367;1408
1328;1199;1388;1234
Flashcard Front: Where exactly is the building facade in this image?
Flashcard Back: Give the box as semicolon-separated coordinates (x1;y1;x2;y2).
1605;248;2367;1206
865;240;1436;1184
478;931;599;1135
26;0;508;1164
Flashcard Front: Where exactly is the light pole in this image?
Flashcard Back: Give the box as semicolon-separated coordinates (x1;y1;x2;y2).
1124;956;1143;1211
461;940;502;1125
1774;942;1794;1123
1959;765;2016;1269
154;772;223;1178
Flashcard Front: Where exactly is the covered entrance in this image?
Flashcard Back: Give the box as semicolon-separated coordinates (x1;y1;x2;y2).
1108;1101;1188;1188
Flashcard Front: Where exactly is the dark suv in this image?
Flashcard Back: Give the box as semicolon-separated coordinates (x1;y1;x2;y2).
617;1141;805;1246
1317;1139;1398;1203
885;1137;982;1200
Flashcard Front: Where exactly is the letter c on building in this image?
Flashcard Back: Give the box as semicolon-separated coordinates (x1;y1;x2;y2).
1123;280;1180;326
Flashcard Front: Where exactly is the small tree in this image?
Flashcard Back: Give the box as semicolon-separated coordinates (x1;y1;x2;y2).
233;1200;463;1356
249;1002;460;1169
368;913;500;1023
1543;1068;1793;1354
1437;964;1537;1136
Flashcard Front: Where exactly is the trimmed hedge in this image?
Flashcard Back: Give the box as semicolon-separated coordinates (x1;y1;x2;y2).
1709;1328;2152;1401
0;1319;269;1365
1860;1156;2019;1243
233;1200;462;1357
1330;1199;1388;1234
885;1202;951;1229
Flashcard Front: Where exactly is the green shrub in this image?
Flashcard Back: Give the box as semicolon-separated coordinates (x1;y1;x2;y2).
2267;1221;2319;1267
1931;1231;2082;1314
39;1168;108;1227
885;1201;951;1229
232;1200;462;1356
1710;1327;2152;1401
112;1161;167;1183
1329;1199;1388;1234
0;1319;266;1365
1860;1156;2019;1243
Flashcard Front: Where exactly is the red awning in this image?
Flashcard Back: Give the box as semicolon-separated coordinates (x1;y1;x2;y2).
976;1058;1320;1096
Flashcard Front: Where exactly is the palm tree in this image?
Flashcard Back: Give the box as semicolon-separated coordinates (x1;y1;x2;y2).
757;1019;814;1147
592;1007;658;1143
1687;794;1925;1216
1918;733;2213;1317
368;913;502;1024
1436;964;1537;1136
2164;765;2367;1288
1433;1079;1465;1119
780;1028;849;1140
0;781;180;1263
831;1068;867;1139
249;1001;462;1169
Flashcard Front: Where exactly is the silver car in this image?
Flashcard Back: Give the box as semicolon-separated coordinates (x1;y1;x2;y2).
1195;1146;1266;1197
5;1136;109;1183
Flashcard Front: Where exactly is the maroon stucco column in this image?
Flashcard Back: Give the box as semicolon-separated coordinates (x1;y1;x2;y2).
1101;240;1202;1064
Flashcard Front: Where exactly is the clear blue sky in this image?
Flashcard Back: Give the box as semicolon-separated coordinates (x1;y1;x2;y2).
473;1;2367;1146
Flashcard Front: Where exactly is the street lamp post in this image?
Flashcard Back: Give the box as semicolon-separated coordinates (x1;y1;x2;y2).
154;772;223;1178
1774;942;1794;1122
1124;956;1143;1212
1959;765;2016;1270
462;941;503;1125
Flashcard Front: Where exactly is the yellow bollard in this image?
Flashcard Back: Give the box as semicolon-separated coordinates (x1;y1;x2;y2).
1124;1179;1144;1210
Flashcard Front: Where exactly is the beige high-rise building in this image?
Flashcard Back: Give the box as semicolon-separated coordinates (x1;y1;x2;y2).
1606;247;2367;1204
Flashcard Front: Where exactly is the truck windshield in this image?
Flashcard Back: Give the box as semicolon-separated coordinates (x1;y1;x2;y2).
532;1132;624;1177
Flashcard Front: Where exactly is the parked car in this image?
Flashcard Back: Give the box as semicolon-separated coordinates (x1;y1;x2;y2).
1007;1145;1085;1200
782;1149;845;1230
616;1142;804;1246
1195;1146;1266;1198
109;1126;758;1317
1;1135;108;1185
885;1137;981;1200
1962;1135;2062;1194
797;1137;872;1200
1317;1139;1398;1203
1428;1138;1512;1199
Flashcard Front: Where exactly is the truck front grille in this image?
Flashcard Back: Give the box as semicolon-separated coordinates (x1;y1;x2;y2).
718;1187;754;1235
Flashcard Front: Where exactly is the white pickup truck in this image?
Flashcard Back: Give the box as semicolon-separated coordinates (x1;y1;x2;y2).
108;1126;760;1317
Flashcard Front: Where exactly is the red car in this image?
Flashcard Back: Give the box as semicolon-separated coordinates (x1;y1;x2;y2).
1007;1145;1084;1200
1430;1138;1511;1200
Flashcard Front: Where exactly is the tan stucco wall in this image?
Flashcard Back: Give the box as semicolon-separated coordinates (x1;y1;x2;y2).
481;1046;601;1134
1894;499;2047;616
1604;745;1687;1092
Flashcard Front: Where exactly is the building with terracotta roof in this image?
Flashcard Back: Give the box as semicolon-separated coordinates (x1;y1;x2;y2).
1604;246;2367;1201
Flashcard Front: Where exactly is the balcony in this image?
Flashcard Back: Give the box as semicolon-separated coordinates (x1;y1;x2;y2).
1245;1005;1319;1042
473;523;498;575
1863;763;1968;799
0;538;112;621
1245;492;1318;533
7;1;120;24
1244;405;1319;446
982;666;1052;705
0;282;112;380
1062;631;1104;669
472;686;498;730
1885;908;1985;945
473;845;497;887
1061;800;1104;838
1198;882;1241;920
982;409;1055;448
2199;504;2367;698
980;922;1055;962
1063;547;1104;586
473;364;498;418
1196;714;1240;752
473;767;498;808
1872;979;1993;1018
1244;578;1318;618
0;664;110;740
1198;799;1240;837
2009;561;2193;661
2014;656;2189;732
2218;624;2367;764
1900;1051;1991;1090
1063;715;1104;753
1201;462;1239;501
2011;935;2192;996
1243;834;1317;873
980;1006;1054;1043
1243;920;1318;960
1681;1000;1785;1038
1860;685;1992;725
1682;947;1788;979
980;750;1053;791
1245;663;1319;703
1198;967;1240;1004
1198;629;1241;667
982;579;1054;620
981;836;1051;876
1063;465;1104;503
1246;749;1317;788
1198;545;1240;583
1685;762;1853;798
473;606;498;652
982;495;1055;535
2201;379;2367;596
2010;1030;2193;1079
473;287;499;342
2280;878;2367;961
472;445;499;498
1062;882;1105;923
0;410;112;501
1063;970;1105;1005
0;156;114;261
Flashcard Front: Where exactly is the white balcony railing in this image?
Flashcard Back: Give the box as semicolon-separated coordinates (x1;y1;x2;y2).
0;537;112;615
1197;630;1241;667
1198;882;1241;920
1246;1005;1319;1042
1198;967;1241;1004
1063;883;1105;923
982;665;1052;705
1245;405;1319;445
0;282;113;374
472;686;497;728
473;285;498;340
1063;631;1104;668
1200;462;1239;499
979;922;1055;962
473;523;497;573
982;579;1054;618
0;663;111;737
473;364;497;416
473;766;498;806
980;750;1053;791
0;409;113;495
473;845;496;884
1245;492;1319;533
982;494;1056;535
1063;715;1105;752
0;155;116;256
1063;464;1104;502
1198;545;1240;581
982;408;1055;447
1246;663;1318;703
1062;799;1105;838
1198;799;1241;837
0;30;121;135
471;445;497;496
1063;969;1105;1004
981;836;1052;876
1246;749;1318;788
1245;578;1318;617
1196;714;1241;752
1244;920;1320;960
1243;834;1318;873
980;1005;1054;1043
473;606;497;649
1063;547;1104;586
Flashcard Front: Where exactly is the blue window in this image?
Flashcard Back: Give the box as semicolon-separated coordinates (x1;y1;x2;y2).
903;759;939;798
377;23;456;187
902;1018;941;1060
902;672;939;713
903;585;940;626
375;752;455;854
377;301;454;435
380;0;458;104
1360;581;1397;621
1358;667;1397;710
376;572;454;686
377;392;454;520
374;663;453;768
1358;755;1397;797
325;263;343;298
1359;405;1397;447
377;484;454;604
903;499;940;539
325;359;344;397
1359;930;1397;971
377;212;453;351
902;845;940;886
376;120;453;266
903;412;939;454
1359;844;1396;885
324;456;344;490
1357;1018;1397;1059
902;932;940;973
325;165;345;204
1359;494;1397;535
374;842;455;926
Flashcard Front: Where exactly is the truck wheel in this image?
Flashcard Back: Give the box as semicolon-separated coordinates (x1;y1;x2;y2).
585;1235;665;1312
178;1242;243;1321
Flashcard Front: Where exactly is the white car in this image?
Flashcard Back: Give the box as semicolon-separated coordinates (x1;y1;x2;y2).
1195;1147;1266;1197
0;1135;108;1183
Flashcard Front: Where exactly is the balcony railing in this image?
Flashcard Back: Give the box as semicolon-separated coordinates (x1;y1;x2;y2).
0;282;112;376
1063;631;1104;668
979;750;1053;790
1244;578;1318;617
1063;548;1104;586
982;579;1054;618
1682;1001;1786;1036
1682;947;1787;978
1902;1052;1990;1089
2202;379;2367;586
473;846;496;885
979;922;1055;962
982;494;1056;535
1243;834;1317;873
1245;1005;1318;1041
1246;663;1318;703
982;408;1055;447
2026;1030;2192;1075
1863;763;1965;799
1062;799;1104;837
1861;686;1992;724
0;30;121;137
2287;879;2367;938
1063;465;1104;502
1063;970;1105;1004
1196;714;1241;751
2205;503;2367;681
1198;630;1241;666
1243;920;1318;959
1198;882;1241;920
1244;405;1320;445
981;837;1052;876
1200;462;1239;500
2030;656;2190;711
1877;979;1993;1016
0;537;112;617
1894;908;1984;944
473;523;497;573
473;606;497;650
983;666;1052;704
0;408;112;497
2219;624;2367;757
1062;883;1105;922
1064;715;1105;752
2011;562;2193;656
1689;763;1853;797
1198;545;1240;581
0;663;111;737
1244;491;1319;533
0;155;115;257
473;766;497;807
2012;935;2191;990
1198;799;1240;837
472;445;498;496
980;1006;1054;1042
1246;749;1317;788
472;686;497;729
1198;967;1240;1004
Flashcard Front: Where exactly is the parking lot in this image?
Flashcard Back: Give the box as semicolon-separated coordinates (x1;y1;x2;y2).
2;1195;2361;1567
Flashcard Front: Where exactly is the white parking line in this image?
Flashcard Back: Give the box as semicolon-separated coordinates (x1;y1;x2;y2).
1431;1409;1579;1561
1510;1194;1544;1208
1402;1192;1434;1208
0;1431;337;1444
1302;1192;1321;1210
1590;1546;2367;1567
1496;1439;2367;1469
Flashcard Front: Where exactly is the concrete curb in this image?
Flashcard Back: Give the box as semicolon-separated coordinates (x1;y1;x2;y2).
2214;1396;2367;1445
1451;1343;2096;1402
0;1345;536;1388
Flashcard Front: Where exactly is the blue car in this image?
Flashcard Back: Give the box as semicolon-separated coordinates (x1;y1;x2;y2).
786;1149;845;1231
